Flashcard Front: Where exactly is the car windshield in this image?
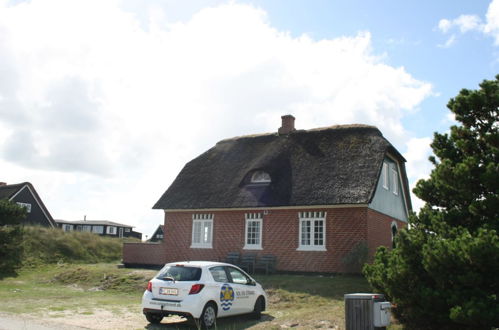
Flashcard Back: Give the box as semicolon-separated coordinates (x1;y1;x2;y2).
157;266;202;281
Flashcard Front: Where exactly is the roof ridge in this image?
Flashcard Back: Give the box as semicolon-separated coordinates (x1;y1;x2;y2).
216;124;379;144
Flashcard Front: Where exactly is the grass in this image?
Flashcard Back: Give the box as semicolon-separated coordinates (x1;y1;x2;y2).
19;227;137;267
0;263;401;329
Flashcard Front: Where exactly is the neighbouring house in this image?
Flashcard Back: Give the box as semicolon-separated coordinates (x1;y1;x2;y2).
0;182;56;227
148;225;164;242
124;115;411;273
55;219;142;240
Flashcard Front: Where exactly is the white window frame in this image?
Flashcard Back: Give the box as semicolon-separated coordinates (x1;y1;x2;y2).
107;226;117;235
382;162;389;190
251;171;271;183
16;202;32;213
244;213;263;250
297;211;327;251
92;225;104;234
62;224;72;232
391;166;398;195
82;225;92;232
191;214;213;249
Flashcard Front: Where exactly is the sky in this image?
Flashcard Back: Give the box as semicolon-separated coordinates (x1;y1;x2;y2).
0;0;497;239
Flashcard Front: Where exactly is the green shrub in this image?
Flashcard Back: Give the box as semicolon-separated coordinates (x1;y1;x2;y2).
364;76;499;329
0;200;26;277
342;241;368;273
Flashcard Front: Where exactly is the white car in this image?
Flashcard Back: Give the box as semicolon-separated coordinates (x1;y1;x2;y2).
142;261;267;328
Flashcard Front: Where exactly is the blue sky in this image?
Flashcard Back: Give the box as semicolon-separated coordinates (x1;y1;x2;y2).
0;0;496;237
248;0;497;135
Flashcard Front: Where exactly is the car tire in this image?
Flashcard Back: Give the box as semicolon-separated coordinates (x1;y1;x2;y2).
252;296;264;319
200;302;217;329
145;312;163;324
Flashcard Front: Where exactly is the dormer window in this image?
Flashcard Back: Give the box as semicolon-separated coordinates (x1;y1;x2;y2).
251;170;271;183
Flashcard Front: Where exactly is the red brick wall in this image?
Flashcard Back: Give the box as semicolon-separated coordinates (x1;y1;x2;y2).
122;242;166;266
160;207;372;273
122;208;406;272
366;208;407;259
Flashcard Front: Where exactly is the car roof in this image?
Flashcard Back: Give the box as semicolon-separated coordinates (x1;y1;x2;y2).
165;261;232;268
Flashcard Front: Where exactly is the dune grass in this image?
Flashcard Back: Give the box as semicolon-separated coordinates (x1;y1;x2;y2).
0;263;392;329
20;226;132;267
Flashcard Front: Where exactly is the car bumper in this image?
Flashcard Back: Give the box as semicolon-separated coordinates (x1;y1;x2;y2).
141;291;206;319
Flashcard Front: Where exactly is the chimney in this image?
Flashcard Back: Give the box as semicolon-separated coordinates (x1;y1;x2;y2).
278;115;296;135
0;182;6;186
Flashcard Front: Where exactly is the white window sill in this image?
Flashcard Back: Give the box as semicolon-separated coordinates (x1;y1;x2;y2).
243;245;263;250
296;246;327;252
190;244;213;249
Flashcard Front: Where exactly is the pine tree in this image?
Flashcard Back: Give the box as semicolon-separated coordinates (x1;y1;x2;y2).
0;200;26;277
364;76;499;329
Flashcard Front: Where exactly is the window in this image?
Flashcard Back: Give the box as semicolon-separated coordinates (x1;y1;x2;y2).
92;225;104;234
82;225;92;232
62;224;72;232
156;234;163;239
16;202;31;213
209;266;229;283
244;213;263;250
297;211;327;251
157;265;202;281
227;267;251;285
392;167;398;195
391;222;398;249
191;214;213;248
125;228;131;232
251;170;271;183
382;162;389;190
107;226;117;235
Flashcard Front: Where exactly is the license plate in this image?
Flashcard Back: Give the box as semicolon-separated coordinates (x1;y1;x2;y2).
159;287;178;295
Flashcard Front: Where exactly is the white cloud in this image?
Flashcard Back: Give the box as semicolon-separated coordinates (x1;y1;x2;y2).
437;0;499;46
438;34;456;48
484;0;499;44
0;0;433;236
403;137;433;212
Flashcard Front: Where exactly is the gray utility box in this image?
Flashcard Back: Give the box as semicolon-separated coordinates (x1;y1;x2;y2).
345;293;391;330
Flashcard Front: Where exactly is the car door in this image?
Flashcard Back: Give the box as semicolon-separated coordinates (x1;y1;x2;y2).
226;266;258;315
208;266;234;317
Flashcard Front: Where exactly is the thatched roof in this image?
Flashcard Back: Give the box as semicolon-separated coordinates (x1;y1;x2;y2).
153;124;411;210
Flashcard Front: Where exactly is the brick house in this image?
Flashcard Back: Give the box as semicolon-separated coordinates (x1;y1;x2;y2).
0;182;56;227
124;116;411;273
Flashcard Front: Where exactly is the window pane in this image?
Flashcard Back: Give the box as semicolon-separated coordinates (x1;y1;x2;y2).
246;220;260;245
228;267;248;285
158;266;201;281
314;220;324;245
301;220;311;245
383;163;388;189
193;222;201;244
209;266;228;283
204;221;212;243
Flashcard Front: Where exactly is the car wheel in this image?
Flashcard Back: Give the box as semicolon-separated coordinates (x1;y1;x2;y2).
252;296;264;319
145;312;163;324
200;302;217;328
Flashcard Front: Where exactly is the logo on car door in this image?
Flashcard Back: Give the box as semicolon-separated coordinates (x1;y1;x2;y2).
220;283;235;311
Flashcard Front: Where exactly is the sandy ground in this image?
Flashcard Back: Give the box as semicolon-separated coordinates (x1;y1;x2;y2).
0;310;192;330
